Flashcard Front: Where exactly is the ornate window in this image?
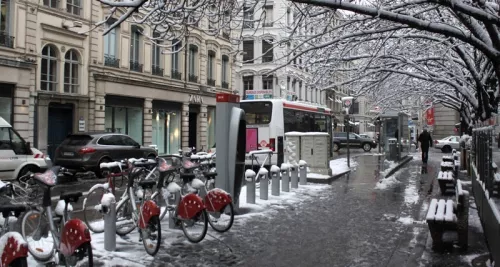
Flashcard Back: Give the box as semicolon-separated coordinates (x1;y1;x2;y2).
64;50;79;93
41;45;58;91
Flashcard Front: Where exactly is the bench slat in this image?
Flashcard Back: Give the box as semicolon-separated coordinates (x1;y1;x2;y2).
435;199;447;221
445;199;457;222
426;199;438;221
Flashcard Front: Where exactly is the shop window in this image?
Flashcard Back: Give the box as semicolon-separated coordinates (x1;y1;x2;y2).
152;110;181;154
105;106;143;144
64;50;79;93
41;44;58;91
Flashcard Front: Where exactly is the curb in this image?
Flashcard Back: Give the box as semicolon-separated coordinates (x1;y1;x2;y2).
384;155;413;178
307;170;351;184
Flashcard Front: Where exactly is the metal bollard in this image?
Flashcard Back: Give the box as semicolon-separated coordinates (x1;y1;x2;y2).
290;164;299;189
281;163;290;192
102;193;116;251
299;160;307;185
258;167;269;200
270;165;280;196
245;169;257;204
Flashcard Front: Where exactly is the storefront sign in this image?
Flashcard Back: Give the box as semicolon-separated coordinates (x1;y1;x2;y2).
78;117;85;132
189;94;203;104
245;90;273;100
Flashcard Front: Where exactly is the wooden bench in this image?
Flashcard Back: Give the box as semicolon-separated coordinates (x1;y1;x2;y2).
442;155;454;163
437;171;455;195
426;180;469;250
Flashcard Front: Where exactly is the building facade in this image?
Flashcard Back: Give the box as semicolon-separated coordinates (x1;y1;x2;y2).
235;0;326;105
3;0;235;159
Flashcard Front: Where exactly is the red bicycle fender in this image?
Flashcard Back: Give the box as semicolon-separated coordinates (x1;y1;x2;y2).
0;232;28;267
177;193;205;219
139;200;161;229
59;219;91;256
204;188;232;212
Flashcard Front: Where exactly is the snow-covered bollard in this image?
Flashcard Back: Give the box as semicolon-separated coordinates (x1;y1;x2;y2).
299;160;307;185
102;192;116;251
245;169;257;204
281;163;290;192
290;163;299;189
258;168;269;200
270;165;280;196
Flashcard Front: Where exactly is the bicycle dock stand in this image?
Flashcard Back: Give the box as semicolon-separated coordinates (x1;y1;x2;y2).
258;168;269;200
103;193;116;251
245;170;256;204
271;165;280;196
290;164;299;189
281;163;290;192
169;191;182;230
299;160;307;185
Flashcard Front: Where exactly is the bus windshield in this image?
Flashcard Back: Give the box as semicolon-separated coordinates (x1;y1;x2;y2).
240;102;273;125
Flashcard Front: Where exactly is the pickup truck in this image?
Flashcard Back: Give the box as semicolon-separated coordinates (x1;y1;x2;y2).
333;132;377;152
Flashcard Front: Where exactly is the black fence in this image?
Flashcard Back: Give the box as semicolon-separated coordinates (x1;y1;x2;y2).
471;126;500;266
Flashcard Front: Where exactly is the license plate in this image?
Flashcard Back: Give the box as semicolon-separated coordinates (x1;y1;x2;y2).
63;152;74;156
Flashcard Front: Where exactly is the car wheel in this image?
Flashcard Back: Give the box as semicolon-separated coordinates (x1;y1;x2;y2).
333;143;340;152
96;157;111;178
362;143;372;152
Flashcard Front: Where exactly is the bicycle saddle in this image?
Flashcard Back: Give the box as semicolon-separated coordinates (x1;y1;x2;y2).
33;166;60;187
0;204;26;218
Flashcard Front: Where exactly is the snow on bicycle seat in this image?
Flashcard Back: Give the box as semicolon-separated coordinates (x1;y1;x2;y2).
100;161;126;169
33;166;60;187
182;160;198;170
203;172;218;179
138;179;157;189
0;204;27;217
190;155;200;160
158;158;176;173
60;191;82;203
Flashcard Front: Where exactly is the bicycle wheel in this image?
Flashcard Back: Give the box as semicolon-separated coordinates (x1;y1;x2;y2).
62;241;93;267
20;209;55;262
115;198;136;236
208;202;234;233
152;191;168;221
181;209;208;243
83;186;107;233
141;215;161;256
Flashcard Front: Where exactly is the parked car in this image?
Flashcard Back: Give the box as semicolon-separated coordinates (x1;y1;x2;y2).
0;117;52;180
53;132;157;177
434;136;460;153
333;132;377;152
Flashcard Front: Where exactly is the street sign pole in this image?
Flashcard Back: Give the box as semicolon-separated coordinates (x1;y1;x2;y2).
342;97;354;168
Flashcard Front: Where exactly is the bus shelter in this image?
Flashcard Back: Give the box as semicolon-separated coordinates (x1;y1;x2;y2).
377;111;410;160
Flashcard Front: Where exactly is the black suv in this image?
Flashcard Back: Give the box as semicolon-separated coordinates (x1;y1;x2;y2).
333;132;377;152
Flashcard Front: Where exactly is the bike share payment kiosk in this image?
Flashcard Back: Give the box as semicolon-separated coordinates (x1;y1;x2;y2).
215;93;246;212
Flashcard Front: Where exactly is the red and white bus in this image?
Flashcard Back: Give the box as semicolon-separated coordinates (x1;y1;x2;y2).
240;99;334;166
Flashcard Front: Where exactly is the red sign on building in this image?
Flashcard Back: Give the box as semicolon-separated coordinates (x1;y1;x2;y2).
426;107;435;126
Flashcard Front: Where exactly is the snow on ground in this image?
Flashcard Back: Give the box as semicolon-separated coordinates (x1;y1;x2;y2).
330;158;357;175
307;173;331;179
397;216;414;225
404;171;419;206
375;175;400;190
28;181;330;266
380;160;398;177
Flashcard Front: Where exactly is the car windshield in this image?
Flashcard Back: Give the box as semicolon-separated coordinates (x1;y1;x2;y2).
62;135;93;146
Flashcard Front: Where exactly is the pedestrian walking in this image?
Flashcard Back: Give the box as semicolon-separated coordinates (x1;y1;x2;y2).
418;128;433;164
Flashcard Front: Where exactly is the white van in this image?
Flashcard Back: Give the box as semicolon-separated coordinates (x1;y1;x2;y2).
0;117;51;180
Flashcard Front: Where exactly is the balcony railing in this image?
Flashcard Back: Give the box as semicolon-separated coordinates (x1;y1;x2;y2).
263;22;273;27
207;78;216;86
0;32;14;48
152;65;164;76
130;60;143;72
222;31;230;39
222;81;229;89
243;22;254;29
189;74;198;83
104;56;120;68
171;70;182;80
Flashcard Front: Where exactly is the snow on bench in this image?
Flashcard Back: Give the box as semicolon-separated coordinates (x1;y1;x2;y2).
455;160;460;167
438;171;454;180
426;199;457;223
441;162;454;168
495;173;500;183
442;156;454;162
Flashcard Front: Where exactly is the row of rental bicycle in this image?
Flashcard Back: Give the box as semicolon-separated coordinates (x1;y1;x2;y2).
0;152;234;266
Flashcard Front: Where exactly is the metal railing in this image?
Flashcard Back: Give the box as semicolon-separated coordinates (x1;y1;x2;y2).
104;56;120;68
0;32;14;48
470;126;500;264
222;31;230;39
152;65;164;76
171;70;182;80
207;78;216;86
222;81;229;89
188;74;198;83
130;60;143;72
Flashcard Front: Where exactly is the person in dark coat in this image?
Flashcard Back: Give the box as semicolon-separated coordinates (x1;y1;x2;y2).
418;128;433;163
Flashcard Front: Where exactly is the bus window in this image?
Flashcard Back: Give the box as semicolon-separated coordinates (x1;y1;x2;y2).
240;102;273;125
284;109;298;132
